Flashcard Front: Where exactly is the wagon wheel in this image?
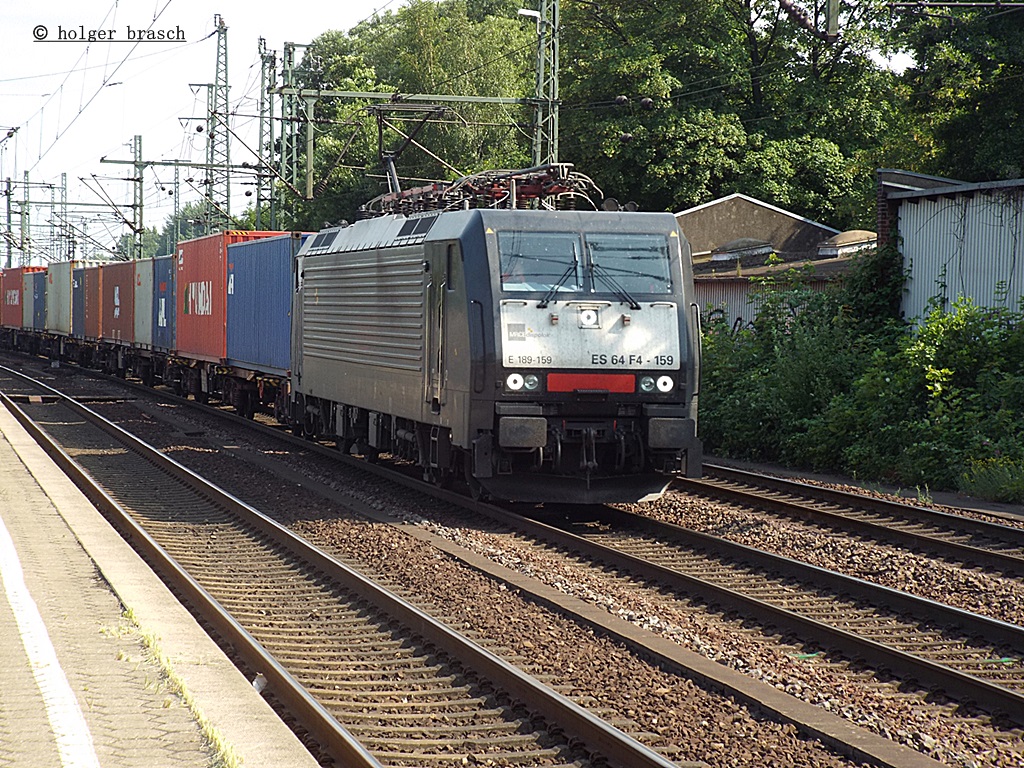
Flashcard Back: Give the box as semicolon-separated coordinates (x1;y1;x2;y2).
235;390;255;420
426;466;453;490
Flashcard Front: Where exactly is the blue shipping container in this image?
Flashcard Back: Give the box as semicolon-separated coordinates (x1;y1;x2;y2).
32;271;46;330
152;256;175;351
72;268;86;339
226;233;305;376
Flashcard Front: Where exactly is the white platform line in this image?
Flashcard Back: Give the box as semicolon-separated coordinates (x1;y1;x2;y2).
0;513;102;768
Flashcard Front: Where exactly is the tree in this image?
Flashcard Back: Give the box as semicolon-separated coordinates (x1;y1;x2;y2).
556;0;903;224
153;201;214;255
897;8;1024;180
113;227;160;260
281;0;534;227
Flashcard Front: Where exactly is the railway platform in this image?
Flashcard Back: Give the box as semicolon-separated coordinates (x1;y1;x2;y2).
0;405;320;768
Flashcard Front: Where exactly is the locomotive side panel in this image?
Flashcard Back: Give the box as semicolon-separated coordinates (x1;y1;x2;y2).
421;237;478;447
296;243;429;423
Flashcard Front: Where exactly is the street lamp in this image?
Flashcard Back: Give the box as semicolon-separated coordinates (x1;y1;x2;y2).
517;8;541;27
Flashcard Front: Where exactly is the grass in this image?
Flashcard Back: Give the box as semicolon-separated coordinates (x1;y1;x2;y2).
122;610;243;768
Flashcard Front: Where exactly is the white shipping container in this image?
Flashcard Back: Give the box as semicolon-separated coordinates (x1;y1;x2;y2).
46;261;74;335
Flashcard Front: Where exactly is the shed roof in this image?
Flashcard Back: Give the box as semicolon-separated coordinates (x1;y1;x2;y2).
888;177;1024;202
676;193;840;235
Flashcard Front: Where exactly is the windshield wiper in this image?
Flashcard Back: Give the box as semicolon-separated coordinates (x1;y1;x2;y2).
537;248;579;308
536;263;578;307
591;263;641;310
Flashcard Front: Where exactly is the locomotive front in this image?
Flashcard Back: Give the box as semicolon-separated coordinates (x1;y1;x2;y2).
470;209;702;503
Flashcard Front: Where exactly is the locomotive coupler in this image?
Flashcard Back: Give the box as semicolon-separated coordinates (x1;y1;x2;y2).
580;427;598;472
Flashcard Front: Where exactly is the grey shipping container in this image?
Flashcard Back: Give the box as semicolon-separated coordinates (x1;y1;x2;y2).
72;268;86;338
226;233;305;376
21;272;35;329
46;262;74;335
32;271;46;330
152;256;175;351
134;258;155;348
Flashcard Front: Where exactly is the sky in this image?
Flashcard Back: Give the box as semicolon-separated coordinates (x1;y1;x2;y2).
0;0;404;262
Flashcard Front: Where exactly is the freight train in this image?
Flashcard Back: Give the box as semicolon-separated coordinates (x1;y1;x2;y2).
0;168;702;503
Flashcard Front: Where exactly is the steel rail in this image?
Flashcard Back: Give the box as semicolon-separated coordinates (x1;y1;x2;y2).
0;365;685;768
681;464;1024;575
0;387;384;768
703;462;1024;528
524;503;1024;723
0;359;956;767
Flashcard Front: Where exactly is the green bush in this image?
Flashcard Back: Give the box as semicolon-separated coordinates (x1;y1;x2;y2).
959;458;1024;503
832;299;1024;491
699;261;1024;503
700;262;878;464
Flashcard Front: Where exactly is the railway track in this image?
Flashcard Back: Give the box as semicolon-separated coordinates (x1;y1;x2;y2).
3;357;1019;765
0;364;689;768
675;464;1024;576
518;503;1024;723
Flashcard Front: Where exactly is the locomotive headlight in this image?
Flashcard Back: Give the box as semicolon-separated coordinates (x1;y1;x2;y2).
578;308;599;328
506;373;525;391
639;376;656;393
656;375;675;393
523;374;540;391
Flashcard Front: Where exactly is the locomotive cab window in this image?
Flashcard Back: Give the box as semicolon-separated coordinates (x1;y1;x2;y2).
498;231;582;293
586;233;673;295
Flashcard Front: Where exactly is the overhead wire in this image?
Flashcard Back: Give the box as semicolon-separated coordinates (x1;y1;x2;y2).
28;0;186;173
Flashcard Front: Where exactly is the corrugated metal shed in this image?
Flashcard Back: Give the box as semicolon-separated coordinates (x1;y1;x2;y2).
695;257;848;330
894;180;1024;321
696;278;767;330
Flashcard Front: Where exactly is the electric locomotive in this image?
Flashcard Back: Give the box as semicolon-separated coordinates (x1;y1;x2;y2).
289;167;702;503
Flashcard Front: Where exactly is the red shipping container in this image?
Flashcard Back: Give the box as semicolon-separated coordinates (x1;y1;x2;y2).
100;261;136;344
175;231;286;362
0;269;10;328
84;266;102;340
1;267;45;328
